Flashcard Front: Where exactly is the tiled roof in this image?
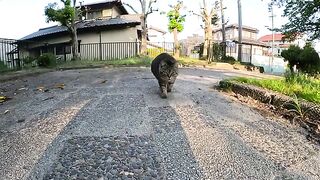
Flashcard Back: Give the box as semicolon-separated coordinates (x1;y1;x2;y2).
259;34;284;42
20;18;140;41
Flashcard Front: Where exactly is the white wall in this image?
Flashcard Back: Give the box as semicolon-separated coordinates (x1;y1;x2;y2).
252;55;287;74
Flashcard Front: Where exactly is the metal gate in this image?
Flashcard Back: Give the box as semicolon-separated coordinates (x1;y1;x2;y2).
0;38;21;69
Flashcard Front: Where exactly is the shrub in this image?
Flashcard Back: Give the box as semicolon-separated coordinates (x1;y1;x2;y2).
37;53;56;67
281;45;302;72
298;43;320;74
22;56;36;64
210;43;223;61
281;43;320;75
223;55;236;64
0;61;9;72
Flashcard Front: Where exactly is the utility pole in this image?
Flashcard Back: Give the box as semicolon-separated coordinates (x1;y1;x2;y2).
270;5;275;72
220;0;226;58
237;0;242;62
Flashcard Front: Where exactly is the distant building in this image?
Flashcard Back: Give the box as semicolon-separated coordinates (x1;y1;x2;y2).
213;24;269;63
180;34;204;57
258;33;306;56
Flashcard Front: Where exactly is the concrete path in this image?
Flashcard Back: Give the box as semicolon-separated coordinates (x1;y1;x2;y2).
0;67;319;180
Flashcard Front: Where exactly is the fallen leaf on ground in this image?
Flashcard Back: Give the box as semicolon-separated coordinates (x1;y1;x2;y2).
37;86;49;92
0;96;11;103
42;96;54;101
1;110;10;115
18;87;28;91
100;80;107;84
55;83;65;89
17;119;25;123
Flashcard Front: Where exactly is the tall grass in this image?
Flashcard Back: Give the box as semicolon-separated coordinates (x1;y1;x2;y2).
233;73;320;104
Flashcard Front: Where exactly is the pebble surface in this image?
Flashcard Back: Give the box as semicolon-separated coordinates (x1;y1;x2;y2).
0;67;319;180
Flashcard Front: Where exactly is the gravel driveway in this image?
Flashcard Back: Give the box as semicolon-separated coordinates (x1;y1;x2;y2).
0;67;319;180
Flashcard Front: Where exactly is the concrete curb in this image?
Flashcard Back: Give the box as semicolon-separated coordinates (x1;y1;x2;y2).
219;80;320;124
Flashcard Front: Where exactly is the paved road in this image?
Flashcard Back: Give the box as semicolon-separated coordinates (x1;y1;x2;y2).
0;67;319;180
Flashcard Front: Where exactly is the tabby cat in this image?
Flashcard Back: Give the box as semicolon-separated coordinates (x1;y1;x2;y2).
151;53;178;98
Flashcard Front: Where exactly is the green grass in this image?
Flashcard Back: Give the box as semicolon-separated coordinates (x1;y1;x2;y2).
57;56;152;69
177;57;212;66
231;74;320;104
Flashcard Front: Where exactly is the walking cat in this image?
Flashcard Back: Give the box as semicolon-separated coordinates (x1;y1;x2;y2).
151;53;178;98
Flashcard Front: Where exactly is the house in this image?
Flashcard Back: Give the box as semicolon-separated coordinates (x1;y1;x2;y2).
258;33;306;56
212;24;269;63
19;0;142;61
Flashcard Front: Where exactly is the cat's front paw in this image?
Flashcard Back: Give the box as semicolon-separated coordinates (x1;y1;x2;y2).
160;92;168;99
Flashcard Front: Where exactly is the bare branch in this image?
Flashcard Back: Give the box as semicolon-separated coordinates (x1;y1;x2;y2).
210;7;216;17
146;0;157;16
191;11;204;18
123;2;139;14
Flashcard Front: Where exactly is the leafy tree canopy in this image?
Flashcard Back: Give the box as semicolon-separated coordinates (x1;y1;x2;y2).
270;0;320;41
281;43;320;74
167;1;186;33
45;0;75;28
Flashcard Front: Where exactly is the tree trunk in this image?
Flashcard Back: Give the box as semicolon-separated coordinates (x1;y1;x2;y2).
203;22;212;62
289;65;294;73
207;24;212;63
203;27;209;60
140;15;147;55
173;28;179;58
71;0;79;60
70;27;79;60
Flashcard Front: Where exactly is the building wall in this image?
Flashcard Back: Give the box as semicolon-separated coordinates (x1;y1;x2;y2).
23;27;139;60
112;6;122;17
26;27;138;49
86;6;122;19
214;28;257;41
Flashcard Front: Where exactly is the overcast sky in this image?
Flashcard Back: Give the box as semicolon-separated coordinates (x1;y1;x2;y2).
0;0;285;40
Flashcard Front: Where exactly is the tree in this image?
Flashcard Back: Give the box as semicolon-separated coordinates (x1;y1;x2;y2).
191;0;219;61
281;45;302;73
167;1;186;58
123;0;158;55
298;43;320;74
269;0;320;41
281;43;320;74
45;0;79;60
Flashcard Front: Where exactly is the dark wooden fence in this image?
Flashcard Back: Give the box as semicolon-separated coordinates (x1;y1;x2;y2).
0;38;21;69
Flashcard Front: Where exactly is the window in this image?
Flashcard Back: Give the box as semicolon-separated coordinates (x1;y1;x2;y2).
87;11;102;19
65;46;71;54
55;45;71;55
56;46;64;55
102;9;112;17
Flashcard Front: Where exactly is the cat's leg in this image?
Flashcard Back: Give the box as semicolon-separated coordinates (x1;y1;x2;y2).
167;76;177;92
158;81;168;98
